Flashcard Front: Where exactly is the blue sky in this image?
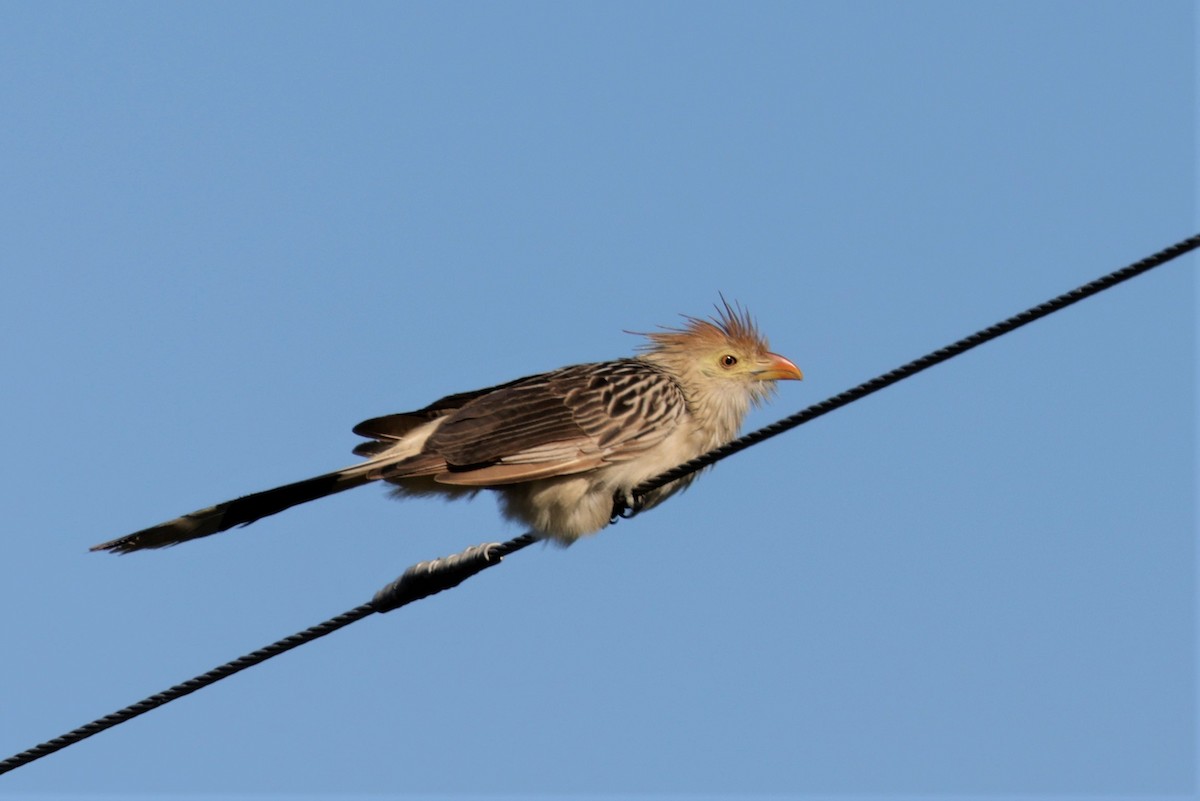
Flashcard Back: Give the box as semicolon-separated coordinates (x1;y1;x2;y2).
0;1;1194;797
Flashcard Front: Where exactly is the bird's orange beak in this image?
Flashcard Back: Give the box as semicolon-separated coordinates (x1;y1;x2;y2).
756;352;803;381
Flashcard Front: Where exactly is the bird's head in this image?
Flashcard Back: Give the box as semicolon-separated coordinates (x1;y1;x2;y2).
636;299;802;413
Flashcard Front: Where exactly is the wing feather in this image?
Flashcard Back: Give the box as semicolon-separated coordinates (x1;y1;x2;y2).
372;359;687;487
432;458;606;486
423;359;687;471
351;372;553;441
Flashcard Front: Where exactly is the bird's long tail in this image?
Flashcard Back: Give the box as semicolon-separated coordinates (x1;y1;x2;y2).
90;461;385;554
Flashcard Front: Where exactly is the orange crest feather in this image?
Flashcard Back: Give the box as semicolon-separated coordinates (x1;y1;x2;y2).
636;297;769;356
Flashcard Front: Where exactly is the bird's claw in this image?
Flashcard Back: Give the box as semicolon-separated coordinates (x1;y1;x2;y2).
610;490;645;523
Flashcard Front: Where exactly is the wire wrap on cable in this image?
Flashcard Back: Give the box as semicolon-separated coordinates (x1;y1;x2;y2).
372;542;502;612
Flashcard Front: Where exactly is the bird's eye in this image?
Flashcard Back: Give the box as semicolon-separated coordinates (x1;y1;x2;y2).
720;354;738;368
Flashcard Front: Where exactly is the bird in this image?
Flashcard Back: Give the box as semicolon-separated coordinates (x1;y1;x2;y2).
91;301;802;554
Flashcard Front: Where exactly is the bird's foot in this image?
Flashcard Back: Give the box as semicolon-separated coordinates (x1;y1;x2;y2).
610;489;645;523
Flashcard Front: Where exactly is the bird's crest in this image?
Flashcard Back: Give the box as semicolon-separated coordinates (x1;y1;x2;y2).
635;297;768;356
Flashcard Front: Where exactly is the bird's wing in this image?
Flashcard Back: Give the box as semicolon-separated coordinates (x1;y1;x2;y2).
379;359;688;486
353;373;547;441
